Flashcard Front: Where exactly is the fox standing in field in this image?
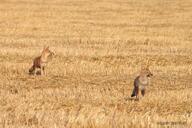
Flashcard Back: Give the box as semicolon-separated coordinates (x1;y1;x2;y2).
131;65;153;100
29;46;54;75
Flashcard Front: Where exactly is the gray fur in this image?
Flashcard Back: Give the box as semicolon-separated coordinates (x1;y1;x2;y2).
131;67;153;99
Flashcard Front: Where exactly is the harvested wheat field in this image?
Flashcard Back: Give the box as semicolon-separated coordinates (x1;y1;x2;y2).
0;0;192;128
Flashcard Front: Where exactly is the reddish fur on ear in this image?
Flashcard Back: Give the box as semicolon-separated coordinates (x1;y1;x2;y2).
43;46;49;50
44;47;50;53
42;46;48;54
141;64;145;70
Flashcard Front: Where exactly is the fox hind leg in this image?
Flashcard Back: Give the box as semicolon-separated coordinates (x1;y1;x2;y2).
131;86;139;98
135;87;139;100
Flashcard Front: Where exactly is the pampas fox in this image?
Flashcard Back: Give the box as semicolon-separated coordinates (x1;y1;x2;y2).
131;66;153;100
29;46;54;75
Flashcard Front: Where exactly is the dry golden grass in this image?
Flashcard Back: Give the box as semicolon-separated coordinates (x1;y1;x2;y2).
0;0;192;127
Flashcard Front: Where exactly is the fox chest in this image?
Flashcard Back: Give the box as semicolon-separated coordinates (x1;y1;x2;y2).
138;78;148;89
40;58;48;67
41;62;47;67
139;79;148;85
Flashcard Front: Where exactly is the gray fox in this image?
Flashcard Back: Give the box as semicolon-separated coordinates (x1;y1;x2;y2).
131;66;153;100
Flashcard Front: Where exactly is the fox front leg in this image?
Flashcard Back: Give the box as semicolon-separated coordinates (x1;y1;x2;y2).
40;67;44;75
141;89;145;96
34;68;37;76
41;66;46;75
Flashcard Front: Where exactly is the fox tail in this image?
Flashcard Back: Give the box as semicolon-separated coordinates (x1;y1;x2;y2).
29;65;35;75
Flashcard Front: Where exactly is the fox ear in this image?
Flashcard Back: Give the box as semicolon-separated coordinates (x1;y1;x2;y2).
141;65;145;70
43;46;49;50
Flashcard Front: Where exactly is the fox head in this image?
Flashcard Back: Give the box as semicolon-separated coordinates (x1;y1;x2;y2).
42;46;55;58
140;65;153;77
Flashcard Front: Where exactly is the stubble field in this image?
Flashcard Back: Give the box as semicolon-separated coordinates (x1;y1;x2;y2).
0;0;192;127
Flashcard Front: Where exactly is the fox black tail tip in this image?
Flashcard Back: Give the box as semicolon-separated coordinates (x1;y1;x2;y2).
131;93;135;97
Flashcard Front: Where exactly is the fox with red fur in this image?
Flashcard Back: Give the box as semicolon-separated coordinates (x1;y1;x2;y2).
29;46;54;75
